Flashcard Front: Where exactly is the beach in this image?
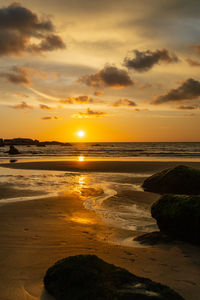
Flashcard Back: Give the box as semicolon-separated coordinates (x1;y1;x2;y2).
0;160;200;300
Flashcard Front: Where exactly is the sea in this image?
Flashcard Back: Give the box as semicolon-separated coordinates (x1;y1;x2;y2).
1;142;200;160
0;142;200;245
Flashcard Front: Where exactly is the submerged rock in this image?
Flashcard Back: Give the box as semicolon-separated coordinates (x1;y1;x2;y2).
8;145;20;155
151;194;200;245
134;231;174;246
142;165;200;195
44;254;184;300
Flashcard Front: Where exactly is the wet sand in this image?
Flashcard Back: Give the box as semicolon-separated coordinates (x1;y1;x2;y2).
0;161;200;300
2;159;200;173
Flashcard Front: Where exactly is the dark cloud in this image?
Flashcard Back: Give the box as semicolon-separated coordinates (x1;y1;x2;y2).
78;65;134;89
1;66;31;85
112;99;137;107
72;108;107;118
186;58;200;67
153;78;200;104
60;95;93;104
0;66;50;85
124;49;179;72
30;34;65;53
0;3;65;56
40;104;54;110
41;116;61;120
9;101;34;110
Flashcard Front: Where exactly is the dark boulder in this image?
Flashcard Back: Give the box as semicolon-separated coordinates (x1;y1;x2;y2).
151;194;200;245
142;165;200;195
8;145;20;155
44;254;184;300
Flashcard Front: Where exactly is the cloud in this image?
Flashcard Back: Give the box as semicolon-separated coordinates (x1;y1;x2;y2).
72;108;107;118
139;83;152;89
16;92;28;98
9;101;34;110
153;78;200;104
94;90;104;96
0;3;65;56
135;108;150;112
78;65;134;89
186;58;200;67
41;116;61;120
60;95;93;104
0;66;51;85
112;99;137;107
40;104;54;110
1;66;31;85
124;49;179;72
191;45;200;53
177;105;199;110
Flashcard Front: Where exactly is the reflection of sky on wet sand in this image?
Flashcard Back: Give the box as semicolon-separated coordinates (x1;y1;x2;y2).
0;166;156;234
69;215;95;225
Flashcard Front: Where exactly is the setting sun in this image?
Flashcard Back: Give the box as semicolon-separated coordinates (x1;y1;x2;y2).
78;156;85;161
77;130;85;138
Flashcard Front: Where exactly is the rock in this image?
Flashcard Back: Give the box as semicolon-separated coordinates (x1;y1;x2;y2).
10;159;17;163
142;165;200;195
151;194;200;245
8;145;20;155
44;255;184;300
134;231;174;246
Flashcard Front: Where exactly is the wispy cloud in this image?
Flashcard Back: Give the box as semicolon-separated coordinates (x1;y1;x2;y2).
41;116;62;120
112;99;137;107
94;91;104;96
186;58;200;67
72;108;107;118
8;101;34;110
40;104;54;110
60;95;93;104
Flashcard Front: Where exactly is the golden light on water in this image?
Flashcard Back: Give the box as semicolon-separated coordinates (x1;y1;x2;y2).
77;130;85;138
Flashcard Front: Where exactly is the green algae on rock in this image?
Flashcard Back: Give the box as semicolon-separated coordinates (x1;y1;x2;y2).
151;194;200;245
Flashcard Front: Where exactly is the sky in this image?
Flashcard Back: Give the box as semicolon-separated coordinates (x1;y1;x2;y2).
0;0;200;142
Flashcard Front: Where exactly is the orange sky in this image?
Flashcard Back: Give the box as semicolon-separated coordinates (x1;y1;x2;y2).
0;1;200;142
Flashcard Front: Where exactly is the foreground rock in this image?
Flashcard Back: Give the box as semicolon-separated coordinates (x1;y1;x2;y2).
142;165;200;195
8;145;20;155
44;255;184;300
151;194;200;245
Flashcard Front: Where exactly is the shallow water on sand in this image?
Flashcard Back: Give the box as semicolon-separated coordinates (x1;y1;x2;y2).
0;167;157;234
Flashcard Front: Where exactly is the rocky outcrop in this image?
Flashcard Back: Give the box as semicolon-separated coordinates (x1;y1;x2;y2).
8;145;20;155
44;255;184;300
142;165;200;195
151;194;200;245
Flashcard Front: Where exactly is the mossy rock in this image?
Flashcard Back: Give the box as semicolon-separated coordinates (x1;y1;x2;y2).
151;194;200;245
142;165;200;195
44;254;184;300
